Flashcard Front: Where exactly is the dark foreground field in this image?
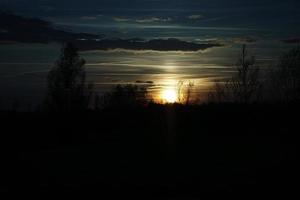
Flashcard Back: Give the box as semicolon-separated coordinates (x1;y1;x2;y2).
0;103;298;197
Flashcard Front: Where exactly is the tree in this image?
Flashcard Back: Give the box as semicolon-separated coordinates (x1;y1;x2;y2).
45;43;93;112
270;46;300;102
176;80;195;104
98;84;149;109
210;45;261;103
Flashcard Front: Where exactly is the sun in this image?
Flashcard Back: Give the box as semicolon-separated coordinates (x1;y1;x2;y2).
161;88;177;103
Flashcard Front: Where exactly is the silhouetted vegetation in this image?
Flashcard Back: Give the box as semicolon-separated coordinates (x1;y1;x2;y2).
1;43;299;197
270;46;300;102
98;84;150;109
1;103;298;196
210;45;262;103
44;43;93;112
177;80;196;105
209;45;300;104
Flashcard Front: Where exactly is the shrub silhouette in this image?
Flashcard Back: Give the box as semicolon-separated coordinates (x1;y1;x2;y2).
210;45;262;103
45;43;93;112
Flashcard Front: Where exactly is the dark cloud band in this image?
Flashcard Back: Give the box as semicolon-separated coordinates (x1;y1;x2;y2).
73;38;223;52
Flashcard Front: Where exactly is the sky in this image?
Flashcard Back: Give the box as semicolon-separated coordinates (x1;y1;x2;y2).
1;0;299;39
0;0;299;108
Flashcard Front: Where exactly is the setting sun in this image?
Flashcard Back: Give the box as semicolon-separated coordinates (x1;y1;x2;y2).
161;88;177;103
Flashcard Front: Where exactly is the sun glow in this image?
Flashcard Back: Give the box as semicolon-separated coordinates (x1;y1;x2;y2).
161;88;177;103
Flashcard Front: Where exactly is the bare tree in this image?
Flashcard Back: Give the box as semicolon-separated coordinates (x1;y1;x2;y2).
176;80;195;104
185;81;195;105
210;45;261;103
208;80;228;103
177;81;184;103
230;44;261;103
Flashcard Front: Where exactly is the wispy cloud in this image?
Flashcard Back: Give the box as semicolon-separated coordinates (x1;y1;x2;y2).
113;17;131;22
232;36;258;44
57;22;259;32
188;14;204;20
195;38;220;43
136;17;172;23
135;17;172;23
113;16;172;23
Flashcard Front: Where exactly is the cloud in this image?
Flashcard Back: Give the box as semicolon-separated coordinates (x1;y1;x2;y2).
188;15;204;20
232;36;257;44
113;16;172;23
135;80;154;84
282;37;300;44
73;38;223;52
136;17;172;23
113;17;131;22
0;12;100;43
195;38;220;43
0;13;224;52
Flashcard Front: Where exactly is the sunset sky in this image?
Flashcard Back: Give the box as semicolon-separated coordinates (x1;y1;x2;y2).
0;0;299;106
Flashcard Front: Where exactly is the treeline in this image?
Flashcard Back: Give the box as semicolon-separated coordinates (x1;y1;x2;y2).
12;42;299;113
43;43;152;112
208;44;300;104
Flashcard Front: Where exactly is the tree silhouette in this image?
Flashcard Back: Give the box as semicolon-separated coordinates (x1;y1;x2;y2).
230;44;261;103
99;84;149;109
210;45;261;103
45;43;93;112
176;80;195;104
270;46;300;102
